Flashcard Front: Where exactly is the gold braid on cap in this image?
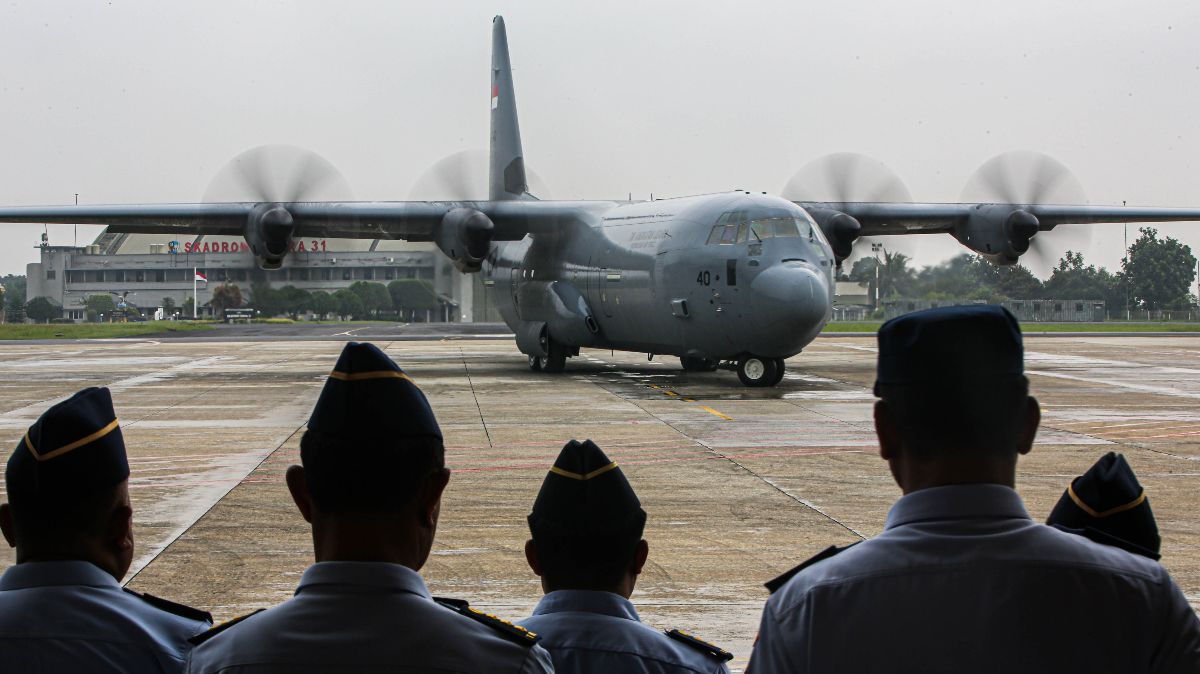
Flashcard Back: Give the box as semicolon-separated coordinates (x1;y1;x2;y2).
25;418;120;462
1067;483;1147;518
549;462;619;481
328;370;415;384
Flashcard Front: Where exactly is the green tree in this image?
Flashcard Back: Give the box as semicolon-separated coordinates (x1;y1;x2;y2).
278;285;312;319
209;283;243;319
349;281;392;318
249;282;285;317
310;290;336;320
25;296;60;323
1123;227;1197;310
161;296;177;317
334;288;365;319
387;279;439;321
84;294;117;322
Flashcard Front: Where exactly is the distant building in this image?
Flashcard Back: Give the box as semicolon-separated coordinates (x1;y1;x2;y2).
884;298;1106;322
25;230;502;322
834;280;872;321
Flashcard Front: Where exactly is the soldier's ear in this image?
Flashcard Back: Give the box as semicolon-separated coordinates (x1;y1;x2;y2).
1017;396;1040;456
632;539;648;576
874;400;900;462
416;469;451;529
524;539;542;576
285;465;314;523
0;503;15;548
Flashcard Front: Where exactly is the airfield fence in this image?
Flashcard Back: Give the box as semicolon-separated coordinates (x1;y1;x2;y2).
883;299;1109;322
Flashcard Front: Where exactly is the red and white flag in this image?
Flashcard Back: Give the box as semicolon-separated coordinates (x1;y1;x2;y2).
491;83;499;110
195;270;207;283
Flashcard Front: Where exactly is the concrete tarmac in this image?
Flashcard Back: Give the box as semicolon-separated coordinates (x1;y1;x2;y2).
2;333;1198;671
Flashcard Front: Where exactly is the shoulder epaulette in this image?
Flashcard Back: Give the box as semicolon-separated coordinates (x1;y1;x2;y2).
187;609;265;646
433;597;540;647
665;629;733;662
123;588;212;624
764;542;860;594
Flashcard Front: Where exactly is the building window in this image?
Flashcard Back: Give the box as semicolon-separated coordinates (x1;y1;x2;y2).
69;271;85;283
166;269;185;282
385;268;395;280
236;269;247;282
46;270;56;280
321;268;332;281
115;270;126;282
155;270;166;283
342;270;352;280
1054;303;1062;312
362;268;374;280
293;268;309;281
135;271;145;283
1076;303;1084;312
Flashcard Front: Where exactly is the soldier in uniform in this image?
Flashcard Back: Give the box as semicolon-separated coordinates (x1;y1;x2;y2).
747;306;1200;673
519;438;733;673
184;342;553;674
0;386;213;673
1047;451;1161;559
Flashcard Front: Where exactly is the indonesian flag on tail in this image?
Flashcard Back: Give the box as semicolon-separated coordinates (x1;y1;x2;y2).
195;270;207;283
491;83;499;110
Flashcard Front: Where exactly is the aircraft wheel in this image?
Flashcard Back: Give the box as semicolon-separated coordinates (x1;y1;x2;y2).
528;355;544;372
544;341;567;374
767;358;786;386
737;356;779;387
680;356;719;372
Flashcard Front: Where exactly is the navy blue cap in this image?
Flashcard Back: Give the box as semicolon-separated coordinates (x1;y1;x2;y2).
6;387;130;497
308;342;441;440
1048;452;1160;560
875;305;1023;392
529;439;646;538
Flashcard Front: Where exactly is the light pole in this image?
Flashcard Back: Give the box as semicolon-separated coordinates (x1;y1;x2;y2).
871;242;884;310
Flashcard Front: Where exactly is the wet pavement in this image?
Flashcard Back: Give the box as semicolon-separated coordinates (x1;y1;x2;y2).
1;334;1198;671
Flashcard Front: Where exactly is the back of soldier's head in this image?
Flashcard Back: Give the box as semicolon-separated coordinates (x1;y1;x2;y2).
300;342;444;515
528;439;646;589
5;387;130;548
874;306;1029;458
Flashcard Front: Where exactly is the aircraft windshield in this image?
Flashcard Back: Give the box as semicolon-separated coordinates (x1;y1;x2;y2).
706;212;824;246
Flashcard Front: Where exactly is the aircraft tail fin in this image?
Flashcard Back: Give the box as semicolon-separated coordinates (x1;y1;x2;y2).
490;16;530;201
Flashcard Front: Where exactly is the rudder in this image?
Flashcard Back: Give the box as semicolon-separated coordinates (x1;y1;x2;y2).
490;16;530;201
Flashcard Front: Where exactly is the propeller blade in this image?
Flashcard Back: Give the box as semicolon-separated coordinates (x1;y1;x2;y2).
409;148;552;201
204;145;353;204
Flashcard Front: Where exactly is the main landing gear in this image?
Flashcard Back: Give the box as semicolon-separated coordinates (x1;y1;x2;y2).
679;356;720;372
736;355;786;387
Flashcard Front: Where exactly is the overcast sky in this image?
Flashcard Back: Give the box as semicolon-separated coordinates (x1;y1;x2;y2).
1;0;1198;278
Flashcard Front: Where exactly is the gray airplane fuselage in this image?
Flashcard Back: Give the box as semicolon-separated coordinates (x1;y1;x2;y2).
485;191;836;361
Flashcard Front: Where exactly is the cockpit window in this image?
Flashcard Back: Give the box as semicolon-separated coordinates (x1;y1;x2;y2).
748;217;805;240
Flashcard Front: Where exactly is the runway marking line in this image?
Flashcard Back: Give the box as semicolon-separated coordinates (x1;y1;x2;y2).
640;383;732;420
700;405;733;421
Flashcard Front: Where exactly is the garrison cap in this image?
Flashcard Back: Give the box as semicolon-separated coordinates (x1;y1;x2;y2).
528;439;646;538
875;305;1023;394
1048;452;1161;560
308;342;441;441
6;387;129;497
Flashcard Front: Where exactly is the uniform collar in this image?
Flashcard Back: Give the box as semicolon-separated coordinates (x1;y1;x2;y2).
531;589;640;622
885;483;1030;530
0;560;120;591
295;561;430;599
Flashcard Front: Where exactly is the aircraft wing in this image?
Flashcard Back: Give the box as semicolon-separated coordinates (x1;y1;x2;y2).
796;202;1200;236
0;200;609;241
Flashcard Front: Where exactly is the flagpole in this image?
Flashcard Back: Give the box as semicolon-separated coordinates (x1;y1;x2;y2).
193;267;198;319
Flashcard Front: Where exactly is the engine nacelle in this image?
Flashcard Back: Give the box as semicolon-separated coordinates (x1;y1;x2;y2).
436;207;495;273
245;203;296;270
808;208;861;263
953;205;1041;266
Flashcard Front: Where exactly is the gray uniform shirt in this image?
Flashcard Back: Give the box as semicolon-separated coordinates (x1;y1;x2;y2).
519;590;731;674
184;561;554;674
747;483;1200;673
0;560;211;673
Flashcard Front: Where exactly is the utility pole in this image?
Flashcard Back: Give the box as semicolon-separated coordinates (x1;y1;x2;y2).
872;242;884;310
1123;201;1130;321
74;193;79;248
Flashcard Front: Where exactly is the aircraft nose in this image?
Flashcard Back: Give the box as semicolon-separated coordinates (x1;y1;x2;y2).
748;262;831;351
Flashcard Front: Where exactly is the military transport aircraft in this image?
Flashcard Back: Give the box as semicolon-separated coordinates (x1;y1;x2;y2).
3;16;1200;386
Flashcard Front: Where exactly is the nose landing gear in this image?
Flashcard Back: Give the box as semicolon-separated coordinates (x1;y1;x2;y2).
737;356;786;387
